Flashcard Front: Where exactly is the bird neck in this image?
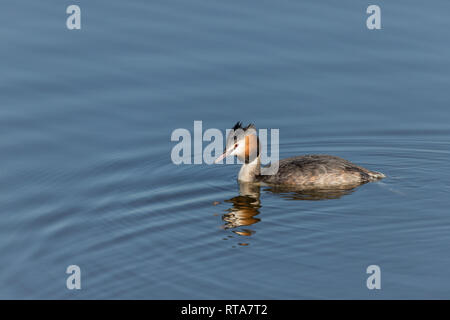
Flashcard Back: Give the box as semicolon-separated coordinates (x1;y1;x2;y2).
238;156;260;182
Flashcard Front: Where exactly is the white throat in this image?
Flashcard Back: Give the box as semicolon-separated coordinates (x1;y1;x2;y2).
238;156;260;182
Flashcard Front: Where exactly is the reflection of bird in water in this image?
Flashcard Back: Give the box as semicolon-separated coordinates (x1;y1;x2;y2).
263;185;356;201
215;122;385;189
220;182;356;242
223;183;261;232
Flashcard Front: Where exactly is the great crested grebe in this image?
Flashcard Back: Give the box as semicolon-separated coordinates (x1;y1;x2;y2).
214;122;385;189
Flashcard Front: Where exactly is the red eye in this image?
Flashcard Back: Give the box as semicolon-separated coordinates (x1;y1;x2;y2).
234;144;238;148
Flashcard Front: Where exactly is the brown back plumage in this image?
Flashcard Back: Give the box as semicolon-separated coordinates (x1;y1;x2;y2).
259;154;384;188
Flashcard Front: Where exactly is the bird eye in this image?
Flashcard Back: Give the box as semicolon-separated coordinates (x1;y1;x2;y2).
234;144;238;149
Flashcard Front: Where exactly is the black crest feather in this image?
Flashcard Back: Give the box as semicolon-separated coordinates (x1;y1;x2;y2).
233;121;243;130
232;122;255;131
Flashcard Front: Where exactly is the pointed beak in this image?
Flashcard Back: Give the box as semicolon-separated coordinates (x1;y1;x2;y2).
214;148;233;164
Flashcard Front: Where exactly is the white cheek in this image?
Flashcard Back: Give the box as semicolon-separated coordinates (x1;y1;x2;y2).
234;144;246;158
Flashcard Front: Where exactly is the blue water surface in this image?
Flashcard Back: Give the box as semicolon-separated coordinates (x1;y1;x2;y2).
0;0;449;299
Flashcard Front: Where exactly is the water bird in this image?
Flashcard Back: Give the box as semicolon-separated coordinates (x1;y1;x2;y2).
214;122;385;189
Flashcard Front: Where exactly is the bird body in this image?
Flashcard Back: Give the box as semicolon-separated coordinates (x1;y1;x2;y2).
215;122;385;189
257;154;384;188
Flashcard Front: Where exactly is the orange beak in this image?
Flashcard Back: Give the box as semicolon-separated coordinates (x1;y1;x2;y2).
214;148;233;164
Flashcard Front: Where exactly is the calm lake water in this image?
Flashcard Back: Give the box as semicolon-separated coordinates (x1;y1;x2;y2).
1;0;449;299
